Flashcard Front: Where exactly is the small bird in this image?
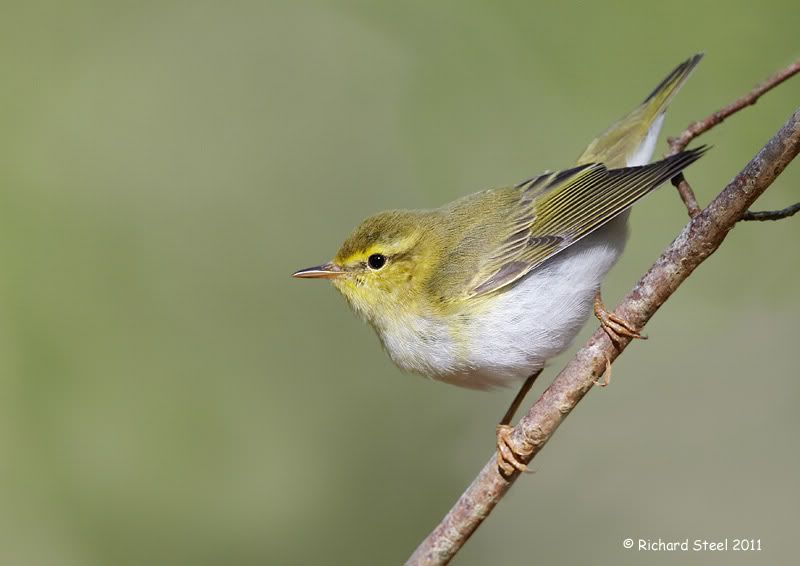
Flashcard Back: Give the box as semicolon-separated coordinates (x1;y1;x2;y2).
294;54;706;475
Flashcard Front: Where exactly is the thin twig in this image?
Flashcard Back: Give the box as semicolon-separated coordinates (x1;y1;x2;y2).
407;109;800;566
670;173;702;217
669;58;800;153
666;58;800;216
741;202;800;221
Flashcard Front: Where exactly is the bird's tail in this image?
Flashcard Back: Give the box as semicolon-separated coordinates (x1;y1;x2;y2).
577;53;703;167
640;53;704;122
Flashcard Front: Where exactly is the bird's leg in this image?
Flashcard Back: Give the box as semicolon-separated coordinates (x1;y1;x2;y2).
496;369;542;476
593;291;647;345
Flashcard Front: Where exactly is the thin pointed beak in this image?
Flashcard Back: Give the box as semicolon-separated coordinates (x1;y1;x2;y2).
292;262;344;279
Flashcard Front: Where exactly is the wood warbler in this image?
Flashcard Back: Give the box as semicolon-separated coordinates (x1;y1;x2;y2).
294;54;706;474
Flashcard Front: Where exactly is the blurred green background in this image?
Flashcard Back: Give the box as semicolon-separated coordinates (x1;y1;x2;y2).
1;1;798;564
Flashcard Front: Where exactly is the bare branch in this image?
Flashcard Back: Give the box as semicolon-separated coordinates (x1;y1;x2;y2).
741;202;800;221
407;109;800;566
670;173;702;217
666;58;800;217
669;58;800;153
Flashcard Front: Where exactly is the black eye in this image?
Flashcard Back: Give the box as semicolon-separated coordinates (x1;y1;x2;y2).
367;253;387;270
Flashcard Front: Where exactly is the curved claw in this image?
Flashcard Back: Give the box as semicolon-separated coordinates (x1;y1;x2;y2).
594;292;647;345
496;424;531;476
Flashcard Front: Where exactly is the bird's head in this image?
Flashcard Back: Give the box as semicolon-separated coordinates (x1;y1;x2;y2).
293;210;438;327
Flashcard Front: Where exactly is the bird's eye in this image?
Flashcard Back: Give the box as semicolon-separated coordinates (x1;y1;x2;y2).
367;253;387;270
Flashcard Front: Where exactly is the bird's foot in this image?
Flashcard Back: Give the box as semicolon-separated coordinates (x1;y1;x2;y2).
593;292;647;345
496;424;532;477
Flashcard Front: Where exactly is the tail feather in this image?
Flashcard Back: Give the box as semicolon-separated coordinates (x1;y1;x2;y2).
577;53;703;168
641;53;704;119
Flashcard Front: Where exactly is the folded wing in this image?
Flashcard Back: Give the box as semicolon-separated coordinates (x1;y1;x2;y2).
468;147;707;296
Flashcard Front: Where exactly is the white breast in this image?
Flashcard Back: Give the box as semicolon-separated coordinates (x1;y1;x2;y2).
379;311;460;379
